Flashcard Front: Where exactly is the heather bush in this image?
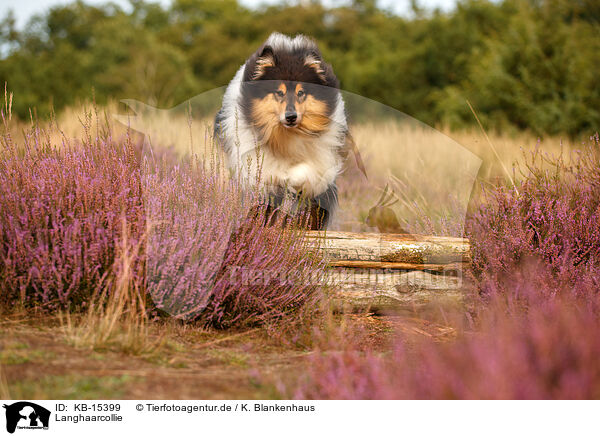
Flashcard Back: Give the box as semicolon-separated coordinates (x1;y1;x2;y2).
0;110;144;310
293;292;600;399
143;151;326;328
205;210;327;329
0;101;326;329
467;134;600;300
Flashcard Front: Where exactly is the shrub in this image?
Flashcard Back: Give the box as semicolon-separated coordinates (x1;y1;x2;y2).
143;153;326;328
293;291;600;399
467;134;600;300
0;104;326;328
0;112;144;309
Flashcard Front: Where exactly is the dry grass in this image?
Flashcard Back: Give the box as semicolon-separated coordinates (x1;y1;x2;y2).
338;120;578;234
11;100;575;177
59;220;158;355
7;102;581;237
0;364;10;400
105;103;580;234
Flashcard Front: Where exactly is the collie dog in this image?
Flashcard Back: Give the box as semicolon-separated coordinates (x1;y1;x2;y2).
215;32;354;230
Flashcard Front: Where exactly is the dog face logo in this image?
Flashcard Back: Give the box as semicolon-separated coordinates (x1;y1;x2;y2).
2;402;50;434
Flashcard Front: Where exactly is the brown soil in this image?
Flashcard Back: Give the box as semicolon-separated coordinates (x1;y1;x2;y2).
0;313;457;399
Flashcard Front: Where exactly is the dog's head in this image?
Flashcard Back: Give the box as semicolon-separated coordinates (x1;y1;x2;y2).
241;34;340;141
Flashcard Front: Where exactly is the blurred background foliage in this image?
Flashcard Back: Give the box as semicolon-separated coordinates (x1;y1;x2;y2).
0;0;598;136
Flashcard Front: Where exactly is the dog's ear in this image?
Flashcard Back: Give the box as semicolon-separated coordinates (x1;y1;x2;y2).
304;50;326;81
253;45;275;80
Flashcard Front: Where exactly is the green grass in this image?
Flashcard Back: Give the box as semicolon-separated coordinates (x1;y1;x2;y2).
9;375;133;399
206;349;250;368
0;342;56;366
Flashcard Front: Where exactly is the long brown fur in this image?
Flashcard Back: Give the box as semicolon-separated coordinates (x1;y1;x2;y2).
250;82;331;158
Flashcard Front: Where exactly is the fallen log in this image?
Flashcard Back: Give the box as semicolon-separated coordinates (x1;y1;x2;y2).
327;260;466;272
305;231;473;313
306;231;470;263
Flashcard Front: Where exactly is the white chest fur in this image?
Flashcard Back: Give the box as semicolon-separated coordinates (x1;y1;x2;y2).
255;132;343;197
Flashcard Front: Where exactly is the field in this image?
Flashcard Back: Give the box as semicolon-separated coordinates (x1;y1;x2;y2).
1;97;599;400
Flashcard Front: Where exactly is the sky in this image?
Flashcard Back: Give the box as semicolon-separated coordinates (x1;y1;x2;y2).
2;0;459;28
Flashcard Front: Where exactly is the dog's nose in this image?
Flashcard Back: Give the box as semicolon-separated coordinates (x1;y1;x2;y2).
285;112;297;124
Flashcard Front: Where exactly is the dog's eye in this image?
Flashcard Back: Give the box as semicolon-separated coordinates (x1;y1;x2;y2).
297;90;305;98
275;90;284;97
